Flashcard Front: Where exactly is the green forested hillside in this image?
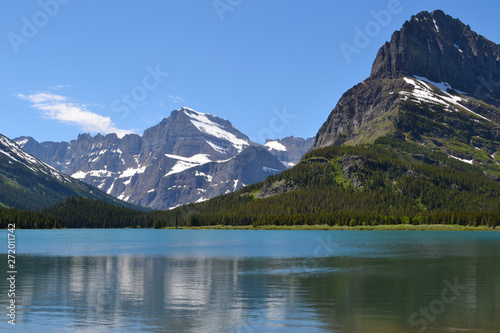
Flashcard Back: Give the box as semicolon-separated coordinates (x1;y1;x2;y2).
156;138;500;228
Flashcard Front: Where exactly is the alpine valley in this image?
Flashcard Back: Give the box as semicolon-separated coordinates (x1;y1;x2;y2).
1;10;500;229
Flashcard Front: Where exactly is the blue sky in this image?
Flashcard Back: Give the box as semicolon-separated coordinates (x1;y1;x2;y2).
1;0;500;143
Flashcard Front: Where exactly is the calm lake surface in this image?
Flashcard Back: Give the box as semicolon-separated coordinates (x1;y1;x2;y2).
1;229;499;332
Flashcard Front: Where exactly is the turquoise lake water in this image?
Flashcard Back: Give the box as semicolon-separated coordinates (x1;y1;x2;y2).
0;229;499;332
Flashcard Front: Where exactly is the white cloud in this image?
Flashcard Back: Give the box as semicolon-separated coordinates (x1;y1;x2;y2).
168;95;186;103
18;93;135;138
18;93;67;104
48;84;71;90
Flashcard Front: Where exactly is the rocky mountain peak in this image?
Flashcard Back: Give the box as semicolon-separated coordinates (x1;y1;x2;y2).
312;10;500;175
371;10;500;105
15;107;303;209
142;107;251;160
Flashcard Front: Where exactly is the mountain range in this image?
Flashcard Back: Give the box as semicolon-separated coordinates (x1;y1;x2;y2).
14;107;313;210
156;10;499;227
1;10;499;228
0;133;131;210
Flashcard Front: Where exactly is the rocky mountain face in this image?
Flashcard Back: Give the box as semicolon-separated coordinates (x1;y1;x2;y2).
371;10;500;105
16;107;287;210
313;10;500;179
143;146;285;209
0;133;128;210
264;136;314;167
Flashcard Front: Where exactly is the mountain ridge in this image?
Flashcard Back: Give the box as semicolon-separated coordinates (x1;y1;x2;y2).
15;107;312;209
0;133;134;210
371;10;500;105
156;10;500;228
312;10;499;180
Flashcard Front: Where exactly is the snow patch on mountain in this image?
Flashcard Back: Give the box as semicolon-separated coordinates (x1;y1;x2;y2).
90;170;114;177
0;135;71;183
71;170;87;180
453;44;463;53
413;75;467;95
401;76;491;122
165;153;213;176
118;193;130;202
449;155;474;165
262;166;282;173
206;140;228;155
120;166;147;178
195;170;213;182
433;19;439;33
265;140;287;151
15;138;29;147
182;108;249;152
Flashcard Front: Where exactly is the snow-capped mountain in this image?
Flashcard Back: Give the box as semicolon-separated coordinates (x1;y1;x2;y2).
264;136;314;167
1;133;72;183
312;10;499;177
0;133;127;210
16;107;287;209
141;107;252;160
176;10;500;229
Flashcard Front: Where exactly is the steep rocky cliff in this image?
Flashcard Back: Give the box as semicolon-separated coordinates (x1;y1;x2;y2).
312;10;499;178
371;10;500;105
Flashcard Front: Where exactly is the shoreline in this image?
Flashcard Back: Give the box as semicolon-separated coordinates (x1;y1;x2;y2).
161;224;498;231
6;224;497;231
